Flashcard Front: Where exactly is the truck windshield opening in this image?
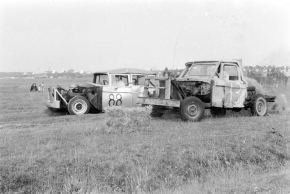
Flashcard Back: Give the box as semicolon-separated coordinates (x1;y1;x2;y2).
188;64;216;76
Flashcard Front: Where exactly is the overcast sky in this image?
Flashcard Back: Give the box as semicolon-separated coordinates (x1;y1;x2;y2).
0;0;290;72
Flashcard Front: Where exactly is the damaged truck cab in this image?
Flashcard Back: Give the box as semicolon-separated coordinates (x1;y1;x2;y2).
138;60;275;121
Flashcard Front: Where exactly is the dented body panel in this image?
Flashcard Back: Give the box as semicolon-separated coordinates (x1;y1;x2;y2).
212;79;247;108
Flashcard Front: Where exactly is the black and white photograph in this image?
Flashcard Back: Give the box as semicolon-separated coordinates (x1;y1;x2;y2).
0;0;290;193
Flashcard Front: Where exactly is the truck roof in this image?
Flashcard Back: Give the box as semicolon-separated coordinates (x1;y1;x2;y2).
185;60;241;67
93;68;157;75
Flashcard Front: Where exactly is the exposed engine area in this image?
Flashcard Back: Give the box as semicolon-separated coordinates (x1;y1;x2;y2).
54;84;101;109
178;81;211;96
177;81;211;103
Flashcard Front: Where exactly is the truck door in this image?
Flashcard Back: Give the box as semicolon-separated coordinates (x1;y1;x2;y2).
211;63;247;108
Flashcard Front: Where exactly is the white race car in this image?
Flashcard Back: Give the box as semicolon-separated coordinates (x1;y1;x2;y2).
46;68;156;115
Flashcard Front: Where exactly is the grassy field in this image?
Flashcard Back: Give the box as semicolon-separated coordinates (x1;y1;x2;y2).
0;78;290;194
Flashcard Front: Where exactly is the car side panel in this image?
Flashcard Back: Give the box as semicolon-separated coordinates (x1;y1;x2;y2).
102;86;133;108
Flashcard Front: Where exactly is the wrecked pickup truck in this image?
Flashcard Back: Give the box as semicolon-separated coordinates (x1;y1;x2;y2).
137;60;276;121
46;68;156;115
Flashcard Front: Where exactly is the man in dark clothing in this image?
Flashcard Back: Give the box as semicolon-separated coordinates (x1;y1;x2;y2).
30;83;38;91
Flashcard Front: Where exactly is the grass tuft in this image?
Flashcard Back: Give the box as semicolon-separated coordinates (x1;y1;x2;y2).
102;106;152;134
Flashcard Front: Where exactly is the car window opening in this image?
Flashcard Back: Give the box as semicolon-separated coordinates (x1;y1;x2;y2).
223;64;239;81
111;75;129;86
94;74;109;85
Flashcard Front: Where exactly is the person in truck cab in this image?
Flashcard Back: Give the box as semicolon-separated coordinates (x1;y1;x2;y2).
214;65;229;80
222;70;229;80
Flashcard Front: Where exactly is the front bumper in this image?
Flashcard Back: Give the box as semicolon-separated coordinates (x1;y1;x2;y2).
46;99;61;109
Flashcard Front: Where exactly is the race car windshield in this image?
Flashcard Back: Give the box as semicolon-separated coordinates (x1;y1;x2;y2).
188;64;216;76
94;74;109;85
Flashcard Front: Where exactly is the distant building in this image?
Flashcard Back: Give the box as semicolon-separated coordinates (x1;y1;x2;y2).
23;72;33;76
39;74;48;78
79;70;85;74
67;69;75;73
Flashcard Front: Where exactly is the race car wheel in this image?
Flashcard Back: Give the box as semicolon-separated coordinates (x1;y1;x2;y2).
251;94;267;116
180;97;205;122
210;107;226;117
68;96;91;115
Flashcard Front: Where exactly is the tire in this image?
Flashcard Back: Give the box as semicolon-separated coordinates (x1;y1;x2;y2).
150;105;164;117
250;94;267;116
68;96;91;115
180;97;205;122
210;107;226;117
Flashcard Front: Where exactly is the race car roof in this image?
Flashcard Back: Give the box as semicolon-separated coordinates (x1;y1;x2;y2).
94;68;157;75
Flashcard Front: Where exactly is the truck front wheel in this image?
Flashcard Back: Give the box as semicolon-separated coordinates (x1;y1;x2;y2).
180;97;205;122
68;96;91;115
251;94;267;116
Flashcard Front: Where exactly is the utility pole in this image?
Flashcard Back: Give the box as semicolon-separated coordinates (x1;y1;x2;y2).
172;29;182;69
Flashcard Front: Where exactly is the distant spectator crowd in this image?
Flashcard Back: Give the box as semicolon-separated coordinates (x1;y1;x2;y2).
157;68;182;79
158;65;290;87
244;65;290;87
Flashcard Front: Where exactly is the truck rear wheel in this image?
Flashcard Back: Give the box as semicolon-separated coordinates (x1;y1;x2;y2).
210;107;226;117
251;94;267;116
180;97;205;122
68;96;91;115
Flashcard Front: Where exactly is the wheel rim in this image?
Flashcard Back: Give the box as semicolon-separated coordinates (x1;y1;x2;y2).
256;98;266;115
72;99;87;115
187;103;199;118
